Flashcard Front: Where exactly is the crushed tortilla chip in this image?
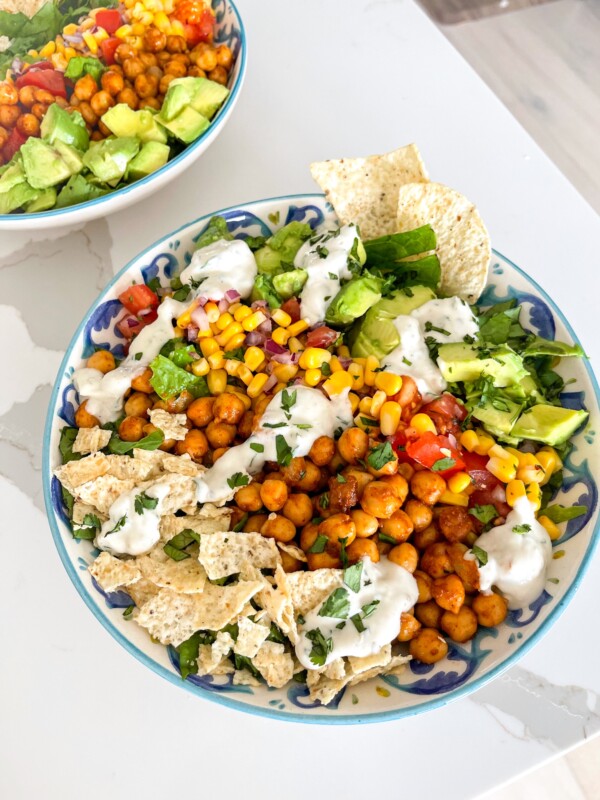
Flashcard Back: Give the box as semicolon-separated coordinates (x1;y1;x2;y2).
197;631;235;675
234;616;270;659
148;410;188;441
277;542;307;563
286;568;344;616
306;666;349;706
348;645;392;676
233;669;261;687
256;565;297;644
159;507;232;543
251;641;294;689
75;475;138;514
126;577;160;607
54;452;111;491
136;547;207;594
136;588;201;646
89;551;141;593
72;501;105;525
198;531;280;580
192;580;264;631
72;426;112;455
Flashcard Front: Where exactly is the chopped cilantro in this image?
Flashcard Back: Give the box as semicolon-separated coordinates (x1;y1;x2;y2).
82;513;101;531
123;605;134;619
318;588;350;619
472;545;488;567
106;515;127;536
308;534;328;554
343;562;363;593
319;493;330;509
224;347;245;361
134;491;159;515
367;441;395;471
431;457;456;472
350;613;366;633
305;628;333;666
402;356;412;366
227;472;250;489
321;361;332;377
281;389;297;414
513;523;532;534
275;434;293;467
469;504;497;527
361;599;380;618
250;442;264;453
233;513;249;532
378;532;398;545
424;321;451;336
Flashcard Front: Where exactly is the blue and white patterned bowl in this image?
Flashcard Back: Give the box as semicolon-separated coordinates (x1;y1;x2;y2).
0;0;246;231
42;194;600;723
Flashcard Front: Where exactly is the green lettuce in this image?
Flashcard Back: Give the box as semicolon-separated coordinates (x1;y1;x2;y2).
149;354;209;400
194;215;232;250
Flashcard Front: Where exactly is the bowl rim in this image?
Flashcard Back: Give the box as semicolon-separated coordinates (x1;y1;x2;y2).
0;0;247;224
42;193;600;725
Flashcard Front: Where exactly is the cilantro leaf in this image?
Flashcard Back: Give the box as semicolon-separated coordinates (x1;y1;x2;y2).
350;613;365;633
178;632;201;680
233;513;249;532
308;534;328;554
432;457;456;472
281;389;297;414
305;628;333;667
108;429;164;455
343;562;363;593
541;504;587;523
250;442;264;453
275;434;293;467
82;513;101;531
227;472;250;489
378;532;399;545
472;545;488;567
134;491;159;515
106;515;127;536
513;523;532;534
468;505;497;525
367;441;395;471
59;427;83;464
318;588;350;620
361;599;380;618
123;605;134;620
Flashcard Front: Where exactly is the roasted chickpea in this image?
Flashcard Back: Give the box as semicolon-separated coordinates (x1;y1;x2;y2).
279;548;303;573
299;522;320;552
0;104;20;128
187;66;207;78
206;420;236;449
75;400;100;429
472;592;508;627
115;43;136;63
260;479;289;512
397;375;421;412
165;390;194;413
342;466;373;498
74;74;98;102
420;542;453;579
33;88;54;105
367;450;398;478
346;537;379;564
440;606;478;643
156;50;172;66
398;612;421;642
123;57;145;81
438;506;475;544
447;542;480;592
166;34;187;53
337;427;368;464
215;44;233;69
118;416;146;442
350;509;378;538
295;461;322;493
413;523;443;550
360;481;401;519
237;409;254;440
187;396;215;427
282;493;313;527
18;85;36;108
410;470;447;506
195;47;217;72
143;422;175;451
78;101;98;127
174;428;209;462
379;509;414;543
213;392;245;425
101;70;125;97
404;498;433;532
212;447;229;461
397;462;415;482
409;628;448;664
15;112;39;137
414;600;443;629
308;435;335;466
170;53;190;65
208;65;228;85
98;120;112;137
159;73;176;95
414;570;433;603
139;52;159;68
134;73;159;99
90;90;114;117
381;473;409;504
281;456;306;485
432;574;465;614
164;60;187;78
0;83;18;105
138;98;161;111
117;87;139;110
131;368;153;393
124;391;153;418
261;513;296;543
146;65;164;81
243;513;269;533
388;542;419;573
30;102;48;121
319;514;356;547
143;27;167;52
307;550;342;570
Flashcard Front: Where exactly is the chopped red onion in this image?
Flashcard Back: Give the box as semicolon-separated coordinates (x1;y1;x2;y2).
271;351;299;365
257;318;272;335
225;289;240;302
245;330;266;346
338;357;352;370
191;305;210;332
264;339;286;355
197;296;208;306
491;485;507;504
218;298;229;314
63;33;84;44
187;326;199;342
263;374;278;393
252;300;268;310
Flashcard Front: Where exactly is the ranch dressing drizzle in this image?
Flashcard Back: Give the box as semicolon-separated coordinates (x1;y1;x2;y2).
179;238;257;301
295;557;419;670
295;224;359;325
383;296;479;398
472;496;552;609
195;386;353;505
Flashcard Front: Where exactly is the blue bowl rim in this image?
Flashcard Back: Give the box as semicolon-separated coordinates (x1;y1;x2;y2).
0;0;247;224
42;192;600;725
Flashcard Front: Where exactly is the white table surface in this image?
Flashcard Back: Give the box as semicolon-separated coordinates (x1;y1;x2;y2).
1;1;599;798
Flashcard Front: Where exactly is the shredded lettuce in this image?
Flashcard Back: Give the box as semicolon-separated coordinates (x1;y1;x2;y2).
65;56;104;84
149;354;209;400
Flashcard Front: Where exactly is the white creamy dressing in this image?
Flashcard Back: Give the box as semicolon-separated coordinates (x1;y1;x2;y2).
194;386;353;504
95;479;171;556
179;238;257;301
383;296;479;398
295;557;419;670
295;224;359;325
473;496;552;609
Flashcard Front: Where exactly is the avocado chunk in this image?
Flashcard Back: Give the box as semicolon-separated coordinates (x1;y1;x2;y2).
349;285;436;360
511;405;588;446
0;179;40;214
24;187;57;212
20;137;79;189
157;105;209;144
165;76;230;120
55;174;108;209
40;103;89;152
127;141;170;181
160;82;191;122
325;273;383;327
255;222;313;274
0;160;26;194
272;269;308;300
53;139;84;174
83;136;140;185
470;397;523;443
251;274;281;308
101;104;167;144
437;343;527;387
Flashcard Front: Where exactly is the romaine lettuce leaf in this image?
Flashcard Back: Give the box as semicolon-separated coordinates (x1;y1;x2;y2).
149;354;209;400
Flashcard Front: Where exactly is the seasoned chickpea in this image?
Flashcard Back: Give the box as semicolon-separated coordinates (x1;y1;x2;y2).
146;65;164;81
18;85;36;108
308;435;335;466
0;83;18;105
414;600;443;629
398;612;421;642
346;537;379;564
30;102;48;121
212;447;229;462
299;521;320;552
447;542;480;592
307;550;342;570
196;47;217;72
280;549;303;573
74;74;98;102
243;513;269;532
174;428;209;462
440;606;478;643
261;513;296;543
164;60;187;78
117;87;139;110
319;514;356;547
0;104;20;128
337;427;368;464
379;509;414;543
123;57;145;81
404;498;433;532
397;462;415;482
124;391;153;418
215;44;233;69
138;52;158;69
414;570;433;603
472;592;508;627
282;493;313;527
360;481;401;519
166;34;187;53
213;392;245;424
206;420;236;449
438;506;475;543
144;27;167;52
187;396;215;427
281;456;306;485
260;479;288;512
381;473;409;504
388;542;418;573
90;90;114;117
75;400;99;429
295;461;322;492
101;70;125;96
134;73;159;99
170;53;190;66
420;542;453;579
159;73;176;95
187;66;207;78
367;450;398;478
237;409;254;439
143;422;174;451
397;374;420;408
118;416;146;442
208;65;228;85
342;466;373;498
78;101;98;127
413;524;443;550
165;390;194;413
115;43;136;63
131;368;153;393
139;98;162;111
350;509;378;538
410;470;447;506
409;628;448;664
98;120;112;137
432;574;465;614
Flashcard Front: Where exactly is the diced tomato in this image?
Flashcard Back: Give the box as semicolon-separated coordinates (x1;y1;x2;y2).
469;488;510;519
405;431;466;476
421;392;467;436
462;451;498;490
174;3;215;45
2;127;27;162
95;9;122;34
305;325;339;349
280;298;301;323
100;37;120;66
117;315;145;340
118;284;159;315
16;67;66;98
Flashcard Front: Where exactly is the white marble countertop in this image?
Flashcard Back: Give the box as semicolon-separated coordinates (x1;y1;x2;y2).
1;1;599;798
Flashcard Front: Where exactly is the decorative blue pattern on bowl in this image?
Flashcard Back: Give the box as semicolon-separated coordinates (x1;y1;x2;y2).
43;195;600;724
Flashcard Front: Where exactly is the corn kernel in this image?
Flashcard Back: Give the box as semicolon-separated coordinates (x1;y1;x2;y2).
447;472;472;494
347;362;364;390
380;401;402;436
190;357;209;377
329;355;343;373
236;364;253;385
370;390;387;418
170;18;185;35
39;41;56;58
505;446;526;466
63;23;78;35
525;482;542;511
304;368;322;387
337;345;351;358
439;490;469;507
51;53;67;69
272;308;292;327
227;302;242;315
375;371;403;396
272;363;299;383
224;359;240;376
460;430;479;452
233;305;252;322
216;312;234;331
273;382;287;394
473;431;496;456
82;31;98;53
242;311;267;332
176;303;196;328
364;355;380;387
94;28;109;42
247;373;269;398
348;392;360;414
410;413;437;436
223;332;246;351
215;321;243;346
287;319;310;337
207;369;227;395
131;22;146;36
538;515;562;541
487;457;517;483
172;326;184;338
517;461;546;484
537;447;562;485
271;327;291;346
323;371;354;397
288;336;303;354
488;444;518;467
358;397;373;414
299;348;332;370
64;46;78;60
55;41;65;54
208;351;225;370
244;346;265;372
354;414;380;435
154;10;170;30
506;479;526;507
200;338;219;357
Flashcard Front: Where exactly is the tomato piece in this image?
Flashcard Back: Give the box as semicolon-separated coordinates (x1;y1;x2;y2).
405;431;465;476
305;326;339;349
96;9;122;34
280;298;301;323
117;315;145;340
100;37;120;66
2;127;27;162
174;3;215;45
469;488;510;518
16;68;66;98
421;392;467;436
118;284;159;315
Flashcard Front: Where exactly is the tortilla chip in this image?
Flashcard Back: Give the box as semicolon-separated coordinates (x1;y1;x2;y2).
232;669;261;687
107;456;160;482
159;508;232;543
192;580;264;631
384;653;412;677
136;589;199;646
127;577;160;607
162;453;206;477
198;531;280;580
348;645;392;676
89;551;141;592
197;631;235;675
148;410;188;441
306;666;349;706
54;452;111;492
277;542;307;563
153;473;198;514
252;641;294;689
76;475;138;514
286;568;344;616
72;501;105;525
136;548;207;594
234;616;270;659
72;426;112;455
256;565;297;644
396;182;490;302
310;144;428;239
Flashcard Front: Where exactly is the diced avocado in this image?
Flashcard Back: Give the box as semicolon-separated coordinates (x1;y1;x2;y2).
160;83;193;122
511;405;588;446
470;397;523;443
504;374;543;403
325;274;383;327
40;103;89;152
0;180;40;214
437;343;527;387
127;141;170;181
101;104;167;144
188;77;229;118
349;285;436;360
83;137;140;185
0;160;26;194
20;138;77;189
157;105;209;144
24;187;57;212
251;274;281;308
55;174;108;209
255;222;313;273
255;245;282;274
53;139;84;174
272;269;308;300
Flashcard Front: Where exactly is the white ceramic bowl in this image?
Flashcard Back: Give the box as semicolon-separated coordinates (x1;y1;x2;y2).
0;0;246;231
43;195;600;723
